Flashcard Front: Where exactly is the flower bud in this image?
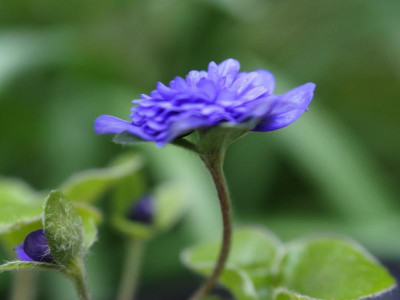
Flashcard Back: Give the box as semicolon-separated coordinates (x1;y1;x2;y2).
127;195;154;224
14;229;55;263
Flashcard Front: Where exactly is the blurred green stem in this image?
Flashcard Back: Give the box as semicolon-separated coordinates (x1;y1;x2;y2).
190;148;232;300
11;270;38;300
117;239;145;300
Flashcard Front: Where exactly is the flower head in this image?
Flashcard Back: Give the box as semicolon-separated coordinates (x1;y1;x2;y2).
14;229;55;263
95;59;315;146
127;195;154;224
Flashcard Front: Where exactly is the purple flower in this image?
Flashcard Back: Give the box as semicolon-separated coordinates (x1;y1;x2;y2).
14;229;55;263
128;195;154;224
94;59;315;146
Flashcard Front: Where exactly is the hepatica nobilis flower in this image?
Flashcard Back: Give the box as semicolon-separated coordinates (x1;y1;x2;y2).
14;229;55;263
127;195;154;224
94;58;315;146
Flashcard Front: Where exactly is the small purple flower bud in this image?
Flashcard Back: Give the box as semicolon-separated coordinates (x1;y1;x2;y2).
127;195;154;224
14;229;55;263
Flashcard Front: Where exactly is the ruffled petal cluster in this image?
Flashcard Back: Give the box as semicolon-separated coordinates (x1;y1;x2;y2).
95;59;315;145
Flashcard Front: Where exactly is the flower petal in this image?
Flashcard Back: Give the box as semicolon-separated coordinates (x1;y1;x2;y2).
237;96;277;121
23;230;54;263
218;58;240;77
94;115;153;140
14;244;34;262
252;82;315;131
161;115;214;145
254;70;275;94
217;58;240;86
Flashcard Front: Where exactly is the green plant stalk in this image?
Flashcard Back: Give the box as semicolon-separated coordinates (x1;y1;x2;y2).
65;259;91;300
117;239;146;300
190;148;232;300
11;270;38;300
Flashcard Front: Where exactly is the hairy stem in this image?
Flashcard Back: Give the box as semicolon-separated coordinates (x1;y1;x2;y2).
190;149;232;300
67;260;91;300
72;272;91;300
117;239;145;300
11;270;38;300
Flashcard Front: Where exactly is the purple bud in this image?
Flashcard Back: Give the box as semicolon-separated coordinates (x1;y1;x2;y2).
14;229;55;263
127;195;154;224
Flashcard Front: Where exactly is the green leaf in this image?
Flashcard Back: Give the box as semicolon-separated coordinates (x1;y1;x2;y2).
111;181;186;240
183;227;281;282
154;182;187;231
0;220;42;253
209;266;259;300
43;191;84;266
182;226;281;300
111;215;153;240
277;237;396;300
61;153;143;203
0;261;61;273
109;162;150;239
112;172;146;216
75;203;102;250
0;190;100;254
218;267;259;300
0;177;43;233
184;261;259;300
113;131;148;145
273;288;317;300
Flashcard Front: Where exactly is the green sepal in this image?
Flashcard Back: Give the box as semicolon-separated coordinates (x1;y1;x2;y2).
276;236;396;300
61;153;143;203
0;261;62;273
197;121;256;156
113;131;148;145
43;190;84;266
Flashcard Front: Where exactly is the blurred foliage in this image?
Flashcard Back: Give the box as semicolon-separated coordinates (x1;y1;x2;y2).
183;227;395;300
0;0;399;299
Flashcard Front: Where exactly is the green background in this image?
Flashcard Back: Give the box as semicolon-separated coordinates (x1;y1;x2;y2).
0;0;399;299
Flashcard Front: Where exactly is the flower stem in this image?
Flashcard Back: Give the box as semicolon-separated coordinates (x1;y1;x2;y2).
190;149;232;300
67;260;91;300
117;239;145;300
11;270;38;300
